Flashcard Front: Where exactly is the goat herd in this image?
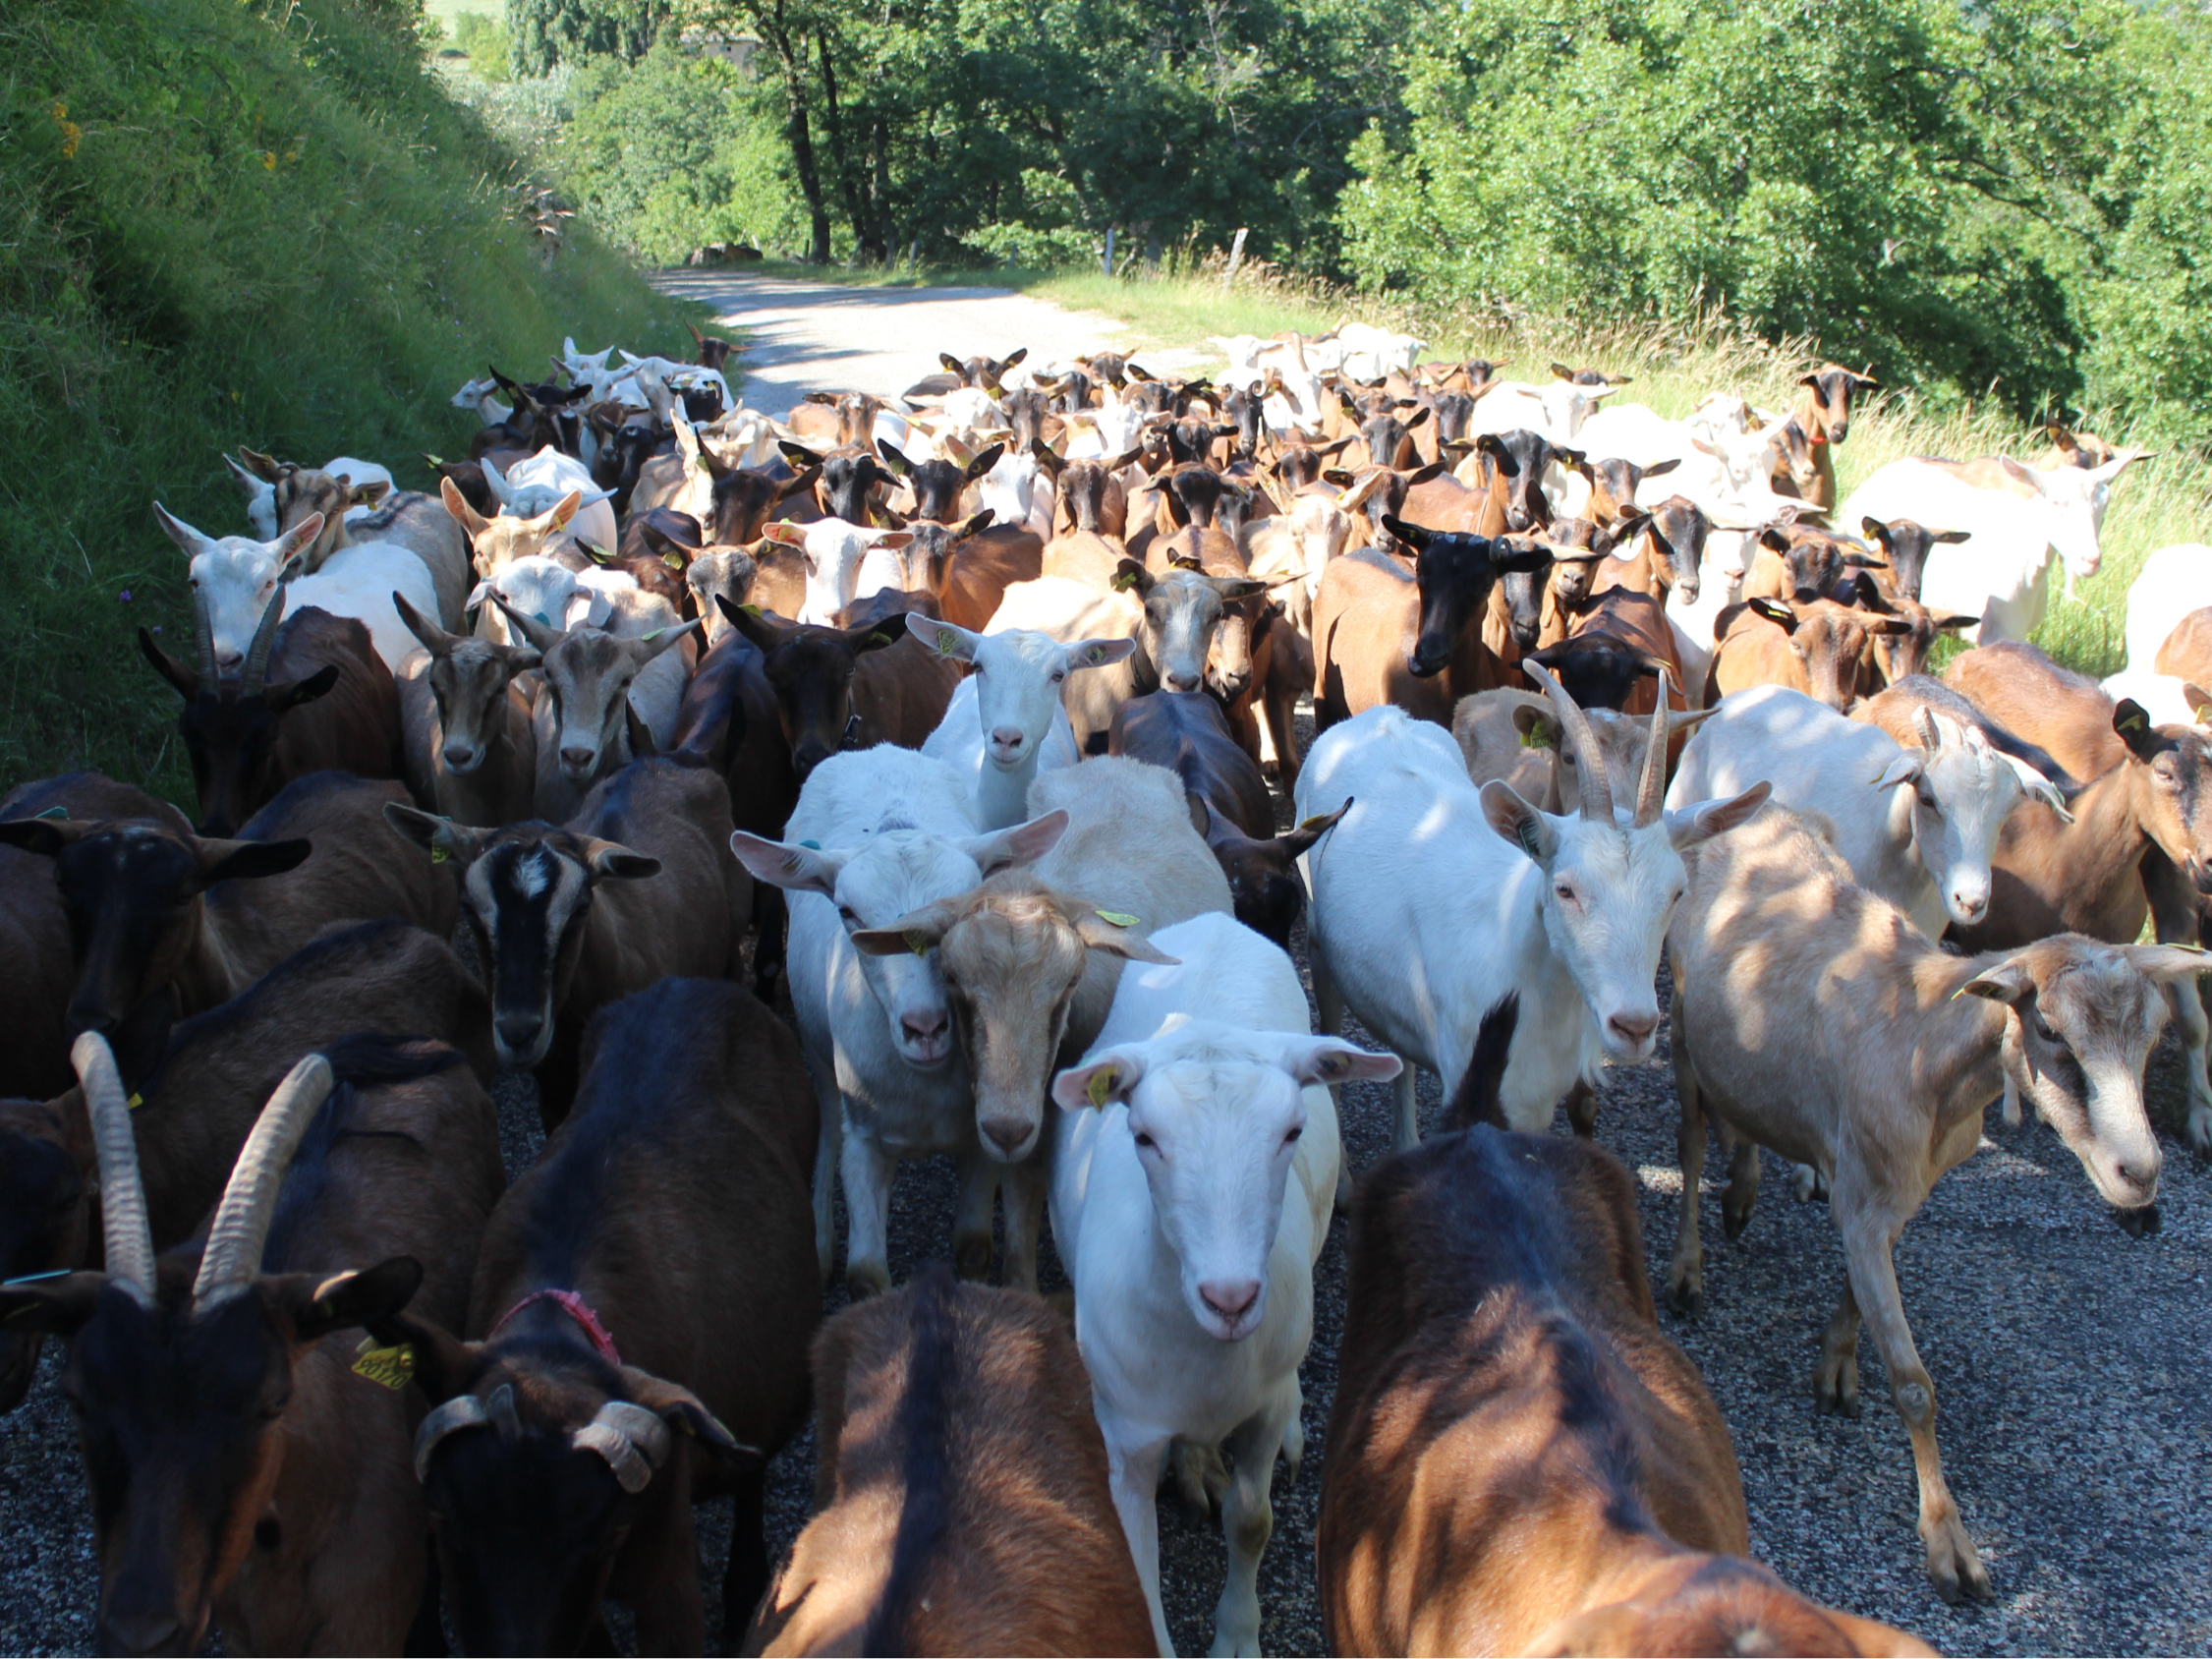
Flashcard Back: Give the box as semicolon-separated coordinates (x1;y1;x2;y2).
1;315;2207;1657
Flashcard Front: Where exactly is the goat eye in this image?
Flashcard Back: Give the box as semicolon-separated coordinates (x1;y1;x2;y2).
1133;1131;1156;1150
837;906;858;926
2033;1014;2062;1045
1554;883;1575;902
1284;1125;1302;1144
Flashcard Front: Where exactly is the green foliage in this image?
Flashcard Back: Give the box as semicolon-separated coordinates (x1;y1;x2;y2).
559;40;807;262
0;0;700;795
1337;0;2212;443
451;10;512;79
509;0;669;76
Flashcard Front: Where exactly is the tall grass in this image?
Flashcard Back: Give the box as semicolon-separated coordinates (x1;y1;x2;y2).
1021;258;2212;677
0;0;706;797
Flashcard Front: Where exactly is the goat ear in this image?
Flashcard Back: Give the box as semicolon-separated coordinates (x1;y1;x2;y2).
875;439;912;477
581;840;659;881
284;1257;425;1343
907;616;982;662
961;809;1069;876
440;478;492;540
1747;597;1798;632
1276;1036;1402;1088
1066;636;1138;671
271;664;341;712
966;442;1006;481
1870;754;1922;791
1666;782;1771;850
1073;911;1178;963
850;898;964;958
1052;1051;1144;1112
382;802;485;865
197;836;312;885
153;502;216;558
1933;529;1972;544
620;1369;765;1466
1957;959;2035;1003
729;831;846;896
1479;780;1558;867
2119;943;2212;984
1277;796;1353;857
2114;700;2161;762
0;1272;107;1337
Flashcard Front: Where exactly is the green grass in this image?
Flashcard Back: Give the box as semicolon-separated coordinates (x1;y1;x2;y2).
0;0;709;800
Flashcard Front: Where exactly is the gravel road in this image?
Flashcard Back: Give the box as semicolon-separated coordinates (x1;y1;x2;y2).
652;269;1206;419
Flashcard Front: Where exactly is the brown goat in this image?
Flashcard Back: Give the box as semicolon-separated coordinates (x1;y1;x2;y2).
0;1030;502;1656
1319;998;1931;1657
718;599;951;780
383;977;818;1655
394;593;540;828
1531;588;1682;717
141;595;402;837
1766;364;1879;510
384;757;747;1128
748;1266;1154;1657
1707;597;1909;711
0;771;454;1053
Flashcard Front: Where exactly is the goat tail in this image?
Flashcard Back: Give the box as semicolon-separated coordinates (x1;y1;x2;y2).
1447;994;1520;1132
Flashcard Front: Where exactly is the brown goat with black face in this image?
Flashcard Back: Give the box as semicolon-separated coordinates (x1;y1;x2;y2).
0;771;454;1054
142;593;402;837
385;757;747;1128
380;977;819;1656
748;1266;1154;1657
0;1028;502;1656
0;918;491;1418
1106;691;1341;947
1319;999;1933;1659
719;598;955;780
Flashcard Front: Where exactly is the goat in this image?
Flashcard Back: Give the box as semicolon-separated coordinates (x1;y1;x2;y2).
911;618;1135;829
981;575;1149;749
384;758;747;1127
393;593;539;828
1707;595;1910;711
717;600;949;781
1762;363;1879;510
0;772;453;1051
1297;670;1765;1151
727;750;1068;1292
758;518;917;624
141;592;401;837
1319;997;1932;1657
238;451;472;628
1107;690;1341;947
382;978;815;1654
1;1030;501;1655
1672;684;2063;937
747;1266;1155;1656
1049;911;1392;1656
481;448;619;561
1667;805;2200;1601
1451;688;1711;817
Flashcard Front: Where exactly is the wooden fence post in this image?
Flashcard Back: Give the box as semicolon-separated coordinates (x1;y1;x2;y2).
1222;226;1248;290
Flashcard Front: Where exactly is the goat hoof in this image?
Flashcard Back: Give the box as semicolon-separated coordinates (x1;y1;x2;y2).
845;1263;892;1301
1925;1532;1993;1605
1664;1277;1704;1320
2188;1106;2212;1156
1813;1367;1859;1417
1722;1198;1756;1242
2113;1203;2162;1238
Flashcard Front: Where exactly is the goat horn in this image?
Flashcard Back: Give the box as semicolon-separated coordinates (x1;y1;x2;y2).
192;585;218;682
73;1033;157;1309
241;582;286;698
573;1400;672;1495
192;1053;334;1309
1522;660;1614;825
414;1394;491;1481
1635;669;1672;829
487;1381;521;1439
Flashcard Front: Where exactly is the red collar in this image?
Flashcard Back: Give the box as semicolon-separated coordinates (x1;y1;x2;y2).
488;1288;622;1367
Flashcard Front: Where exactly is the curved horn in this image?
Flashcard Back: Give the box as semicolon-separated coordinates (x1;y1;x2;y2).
480;457;517;506
192;586;219;682
192;1053;335;1308
573;1400;672;1495
414;1394;491;1481
73;1033;157;1308
241;583;287;697
1634;669;1672;828
1522;660;1615;825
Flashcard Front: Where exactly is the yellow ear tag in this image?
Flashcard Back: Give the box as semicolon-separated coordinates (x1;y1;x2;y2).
352;1338;416;1390
1296;813;1336;831
125;1093;142;1111
905;931;930;957
1095;909;1140;928
662;552;686;570
1519;725;1553;750
430;846;450;864
2119;711;2146;733
1087;1068;1115;1108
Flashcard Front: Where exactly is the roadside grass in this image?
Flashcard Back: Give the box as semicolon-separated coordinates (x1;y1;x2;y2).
1;0;709;799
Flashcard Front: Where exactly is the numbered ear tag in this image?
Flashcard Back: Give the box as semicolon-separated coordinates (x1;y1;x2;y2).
352;1338;416;1390
905;932;930;957
1087;1068;1115;1108
1519;725;1553;750
1094;909;1140;928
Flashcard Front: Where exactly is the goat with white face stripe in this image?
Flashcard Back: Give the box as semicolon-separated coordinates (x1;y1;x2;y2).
913;619;1138;829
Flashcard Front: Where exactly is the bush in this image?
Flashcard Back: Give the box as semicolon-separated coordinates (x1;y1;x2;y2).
451;11;511;81
0;0;702;794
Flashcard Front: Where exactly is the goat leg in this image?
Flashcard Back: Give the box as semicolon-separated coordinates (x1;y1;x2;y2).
998;1151;1049;1293
1666;993;1709;1318
1813;1278;1862;1417
1212;1389;1296;1658
1564;1078;1599;1138
952;1147;999;1283
1106;1426;1174;1657
1722;1134;1762;1240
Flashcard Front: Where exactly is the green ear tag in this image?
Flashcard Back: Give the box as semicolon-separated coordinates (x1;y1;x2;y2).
430;846;450;864
32;806;67;821
351;1338;415;1391
905;931;930;957
742;602;765;617
1095;909;1140;928
662;552;686;570
1087;1068;1115;1108
1519;725;1553;750
2119;710;2146;733
125;1093;142;1111
640;628;664;643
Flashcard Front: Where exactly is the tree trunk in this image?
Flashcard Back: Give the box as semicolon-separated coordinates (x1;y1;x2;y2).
751;3;831;262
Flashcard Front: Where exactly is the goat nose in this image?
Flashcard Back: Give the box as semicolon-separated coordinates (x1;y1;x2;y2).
442;743;479;770
988;726;1025;759
900;1008;948;1045
99;1611;188;1656
980;1115;1033;1159
495;1013;543;1054
1199;1279;1262;1323
792;742;831;778
558;744;596;771
1164;671;1201;693
1609;1010;1658;1046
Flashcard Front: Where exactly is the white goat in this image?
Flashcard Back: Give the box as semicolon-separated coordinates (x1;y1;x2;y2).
911;620;1137;828
1462;377;1617;443
758;520;917;624
2120;543;2212;678
471;556;691;746
483;447;618;554
1296;673;1767;1149
1051;910;1392;1658
728;751;1066;1289
1333;322;1426;383
448;375;513;427
153;505;438;675
1669;685;2065;939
